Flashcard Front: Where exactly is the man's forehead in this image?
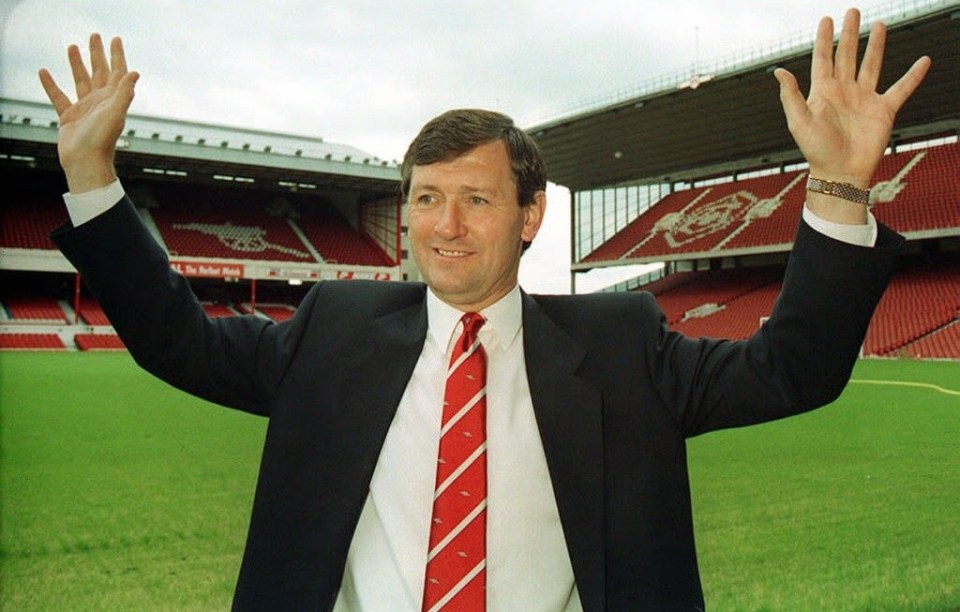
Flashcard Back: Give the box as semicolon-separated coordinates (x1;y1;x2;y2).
409;141;515;189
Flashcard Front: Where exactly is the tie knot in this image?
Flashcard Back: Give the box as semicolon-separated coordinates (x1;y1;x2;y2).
458;312;485;350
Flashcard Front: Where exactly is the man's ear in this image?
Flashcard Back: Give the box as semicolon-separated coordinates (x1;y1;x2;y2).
520;190;546;243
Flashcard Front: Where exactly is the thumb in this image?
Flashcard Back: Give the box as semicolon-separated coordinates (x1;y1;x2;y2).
107;71;139;123
773;67;809;131
116;71;139;108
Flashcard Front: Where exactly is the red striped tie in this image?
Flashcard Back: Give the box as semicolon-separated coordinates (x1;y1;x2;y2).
422;312;487;612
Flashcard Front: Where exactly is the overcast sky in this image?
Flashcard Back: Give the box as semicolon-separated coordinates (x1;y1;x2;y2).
1;0;897;293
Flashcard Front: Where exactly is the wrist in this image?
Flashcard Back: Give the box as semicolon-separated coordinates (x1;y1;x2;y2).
64;158;118;195
805;191;869;225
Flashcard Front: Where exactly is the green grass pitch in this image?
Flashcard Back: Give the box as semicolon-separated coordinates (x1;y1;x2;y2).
1;353;958;610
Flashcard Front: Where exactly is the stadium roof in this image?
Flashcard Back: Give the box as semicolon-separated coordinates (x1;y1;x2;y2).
0;98;401;197
527;3;959;192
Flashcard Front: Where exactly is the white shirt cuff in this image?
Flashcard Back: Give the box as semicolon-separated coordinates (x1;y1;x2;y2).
802;204;877;247
63;180;125;227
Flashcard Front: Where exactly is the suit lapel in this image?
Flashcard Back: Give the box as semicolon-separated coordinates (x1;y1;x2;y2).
522;293;605;611
338;298;429;479
242;291;430;609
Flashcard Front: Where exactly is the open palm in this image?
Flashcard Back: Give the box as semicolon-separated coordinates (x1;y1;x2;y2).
38;34;138;192
774;9;931;188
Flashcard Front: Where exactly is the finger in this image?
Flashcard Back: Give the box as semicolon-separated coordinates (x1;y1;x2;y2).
774;68;811;131
110;36;128;78
882;55;932;113
38;69;72;116
811;16;835;81
858;21;886;91
89;33;109;88
67;43;92;99
834;8;861;82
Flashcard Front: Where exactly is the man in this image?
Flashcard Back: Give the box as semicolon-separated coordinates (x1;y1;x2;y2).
40;8;930;611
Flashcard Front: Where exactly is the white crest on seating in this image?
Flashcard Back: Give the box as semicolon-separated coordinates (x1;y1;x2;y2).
171;222;311;258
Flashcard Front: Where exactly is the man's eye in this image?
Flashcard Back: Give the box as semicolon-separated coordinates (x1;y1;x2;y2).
416;194;435;205
470;196;488;205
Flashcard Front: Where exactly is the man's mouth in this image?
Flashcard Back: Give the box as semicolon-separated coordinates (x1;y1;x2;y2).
436;248;471;257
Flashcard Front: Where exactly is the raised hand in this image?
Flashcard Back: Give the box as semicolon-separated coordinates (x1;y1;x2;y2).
38;34;139;194
774;8;930;222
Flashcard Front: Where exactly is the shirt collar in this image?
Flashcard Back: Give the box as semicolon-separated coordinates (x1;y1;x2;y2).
426;286;523;355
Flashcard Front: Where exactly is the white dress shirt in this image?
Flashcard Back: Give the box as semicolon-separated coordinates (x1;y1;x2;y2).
64;181;876;611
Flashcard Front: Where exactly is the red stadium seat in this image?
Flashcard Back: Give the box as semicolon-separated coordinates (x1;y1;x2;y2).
638;266;782;325
74;334;126;351
3;297;68;323
0;333;65;350
862;261;960;355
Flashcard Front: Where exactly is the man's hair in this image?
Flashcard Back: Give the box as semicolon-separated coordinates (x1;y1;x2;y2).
400;109;547;207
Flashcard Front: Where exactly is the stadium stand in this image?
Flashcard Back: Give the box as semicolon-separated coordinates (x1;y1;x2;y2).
635;258;960;357
202;303;239;318
581;189;705;263
254;304;297;322
637;270;697;296
2;296;67;323
720;175;807;250
77;297;112;326
74;334;126;351
296;207;394;266
673;283;783;341
871;141;960;233
862;260;960;356
577;139;959;360
150;183;319;262
0;195;63;251
627;174;806;259
580;142;959;265
580;173;808;262
0;333;65;350
901;321;960;359
234;301;298;322
0;171;65;251
647;266;783;325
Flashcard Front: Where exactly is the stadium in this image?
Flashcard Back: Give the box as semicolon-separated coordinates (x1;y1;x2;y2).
1;1;957;610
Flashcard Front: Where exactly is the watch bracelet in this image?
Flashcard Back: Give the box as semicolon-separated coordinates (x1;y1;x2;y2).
806;176;872;207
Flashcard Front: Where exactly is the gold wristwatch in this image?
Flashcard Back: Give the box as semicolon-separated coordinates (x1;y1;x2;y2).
806;176;872;207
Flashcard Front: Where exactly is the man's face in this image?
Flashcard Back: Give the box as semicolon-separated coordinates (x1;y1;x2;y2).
407;139;545;312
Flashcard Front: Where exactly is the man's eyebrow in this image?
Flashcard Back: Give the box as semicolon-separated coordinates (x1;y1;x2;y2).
409;183;440;193
458;184;491;194
410;183;496;195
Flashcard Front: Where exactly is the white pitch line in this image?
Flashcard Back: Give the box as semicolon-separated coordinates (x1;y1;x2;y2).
849;379;960;397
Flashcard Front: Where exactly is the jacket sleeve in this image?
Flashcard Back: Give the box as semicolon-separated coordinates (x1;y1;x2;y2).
644;218;903;437
52;196;317;416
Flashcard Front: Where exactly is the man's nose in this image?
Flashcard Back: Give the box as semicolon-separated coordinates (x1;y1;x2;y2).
434;202;464;240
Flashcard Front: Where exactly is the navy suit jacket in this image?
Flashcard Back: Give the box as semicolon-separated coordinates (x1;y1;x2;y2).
53;197;901;610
